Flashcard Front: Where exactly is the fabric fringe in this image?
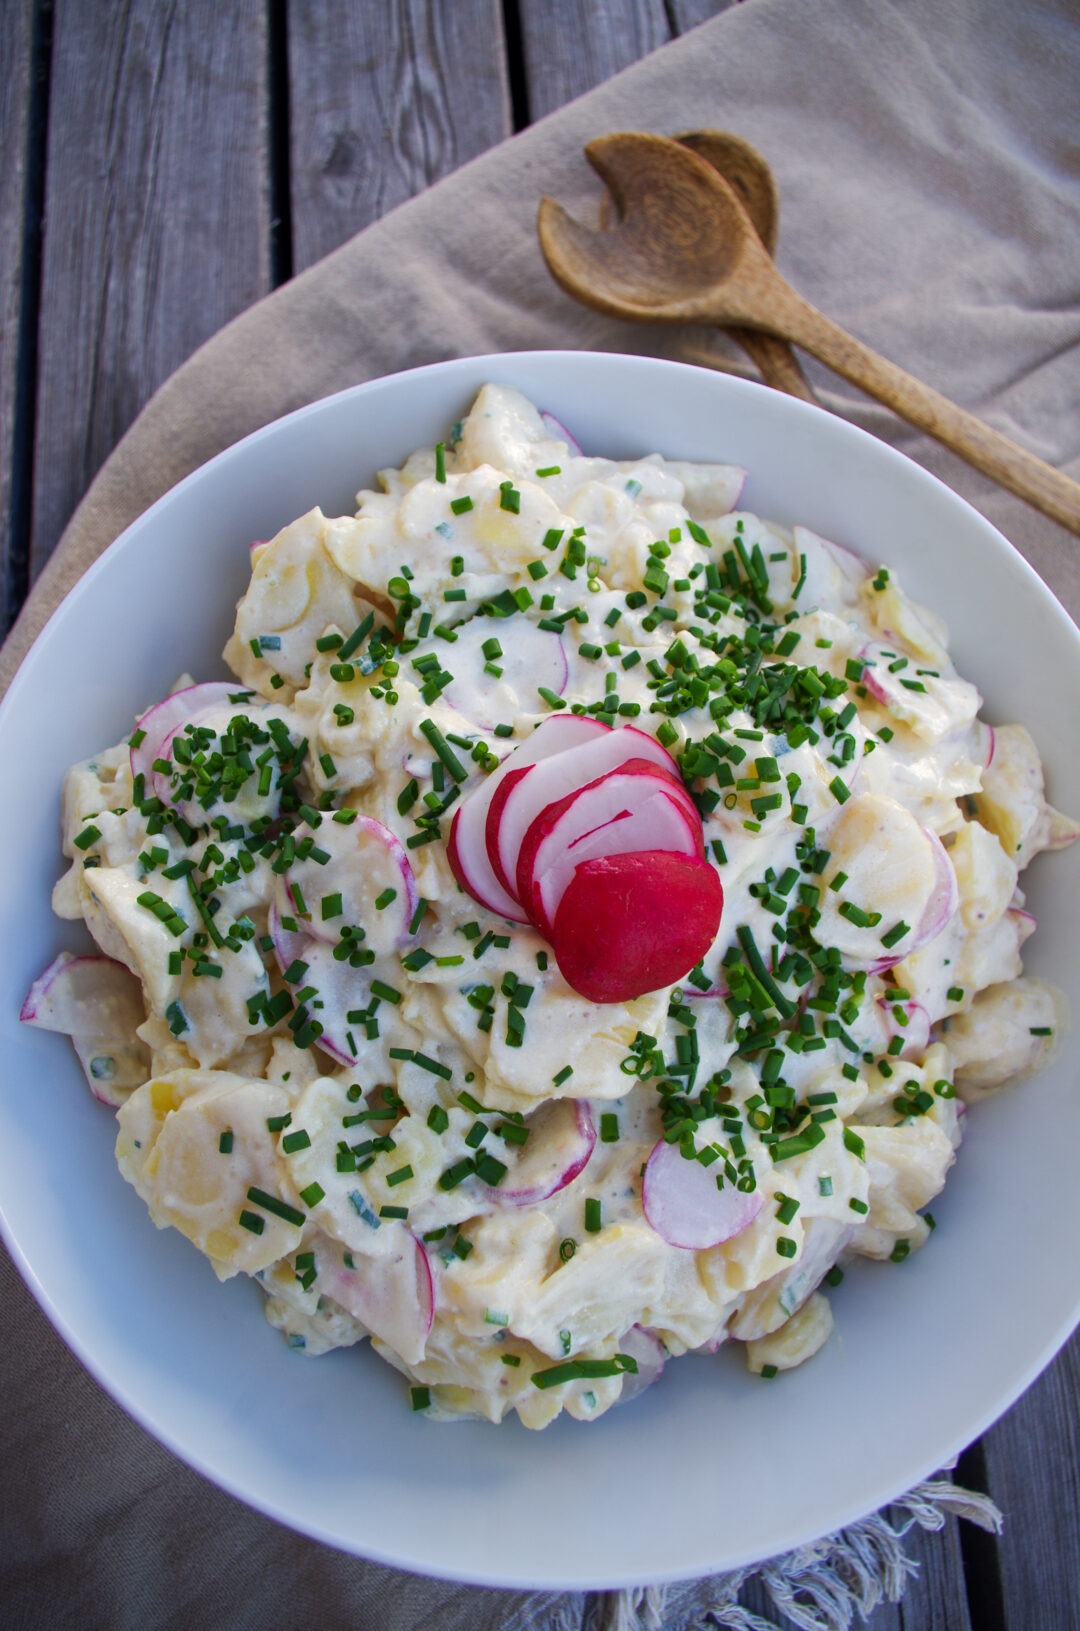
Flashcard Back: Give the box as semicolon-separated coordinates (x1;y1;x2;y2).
586;1476;1002;1631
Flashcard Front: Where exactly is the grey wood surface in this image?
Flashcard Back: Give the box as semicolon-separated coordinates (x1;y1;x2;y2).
1;3;1074;1628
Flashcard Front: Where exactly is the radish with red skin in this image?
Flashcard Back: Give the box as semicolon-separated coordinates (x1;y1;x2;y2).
447;714;611;920
642;1135;763;1251
485;726;683;898
482;1099;596;1206
517;764;702;936
320;1231;433;1366
614;1325;667;1402
876;995;931;1058
130;681;242;783
275;815;417;952
550;851;723;1004
21;951;150;1105
539;410;582;455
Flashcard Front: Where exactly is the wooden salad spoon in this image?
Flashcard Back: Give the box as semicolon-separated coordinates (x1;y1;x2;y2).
607;130;816;402
539;132;1080;536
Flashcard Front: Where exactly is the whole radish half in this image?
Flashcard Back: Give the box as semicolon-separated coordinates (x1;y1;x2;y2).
642;1137;764;1250
551;851;723;1003
447;714;612;921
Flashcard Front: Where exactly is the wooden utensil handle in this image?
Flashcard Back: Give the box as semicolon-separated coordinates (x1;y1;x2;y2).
733;328;818;403
777;294;1080;536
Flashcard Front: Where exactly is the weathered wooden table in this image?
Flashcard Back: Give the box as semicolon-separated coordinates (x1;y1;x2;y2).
2;5;1077;1627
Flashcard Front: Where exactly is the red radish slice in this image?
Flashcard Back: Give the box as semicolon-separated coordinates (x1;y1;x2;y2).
551;851;723;1003
486;727;684;899
482;1099;596;1206
539;410;582;454
447;715;611;920
642;1137;763;1250
869;826;958;973
320;1231;433;1365
444;623;568;733
275;938;378;1069
615;1325;667;1403
876;996;931;1058
20;951;140;1033
130;681;243;783
518;766;702;936
268;898;312;975
276;815;417;953
21;952;150;1106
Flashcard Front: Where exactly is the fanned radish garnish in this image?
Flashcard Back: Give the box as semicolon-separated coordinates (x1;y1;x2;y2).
447;714;611;921
275;814;417;954
642;1136;764;1250
486;726;683;897
551;852;723;1004
484;1098;596;1206
518;764;701;936
448;715;722;1001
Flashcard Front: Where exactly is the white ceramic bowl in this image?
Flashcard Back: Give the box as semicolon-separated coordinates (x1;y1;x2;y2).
2;352;1078;1590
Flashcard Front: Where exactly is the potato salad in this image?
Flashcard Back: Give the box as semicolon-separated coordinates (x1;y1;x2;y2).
27;384;1076;1428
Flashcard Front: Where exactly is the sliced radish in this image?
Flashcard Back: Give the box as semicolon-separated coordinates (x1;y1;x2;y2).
271;937;379;1069
443;621;568;733
320;1230;433;1366
614;1325;667;1403
539;410;582;455
909;828;959;951
130;681;243;783
483;1099;596;1206
267;897;310;975
21;952;150;1106
876;995;931;1058
642;1137;763;1250
518;765;702;936
551;851;723;1003
486;726;683;900
447;715;611;921
275;815;417;954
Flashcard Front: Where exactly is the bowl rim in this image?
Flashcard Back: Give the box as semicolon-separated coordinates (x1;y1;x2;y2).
2;349;1079;1590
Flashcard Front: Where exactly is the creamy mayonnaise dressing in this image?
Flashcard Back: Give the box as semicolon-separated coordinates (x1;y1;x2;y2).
43;384;1075;1426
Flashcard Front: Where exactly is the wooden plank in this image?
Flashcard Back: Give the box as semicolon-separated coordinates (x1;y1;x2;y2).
29;0;272;585
668;0;741;31
286;0;512;273
517;0;672;122
980;1333;1080;1631
0;0;37;635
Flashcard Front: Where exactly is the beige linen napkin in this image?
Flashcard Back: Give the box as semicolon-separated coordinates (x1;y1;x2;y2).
2;0;1076;1626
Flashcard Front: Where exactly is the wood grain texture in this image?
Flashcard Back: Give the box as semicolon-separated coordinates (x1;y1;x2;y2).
0;0;36;634
29;0;272;583
286;0;512;272
981;1333;1080;1631
669;0;741;30
518;0;672;121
